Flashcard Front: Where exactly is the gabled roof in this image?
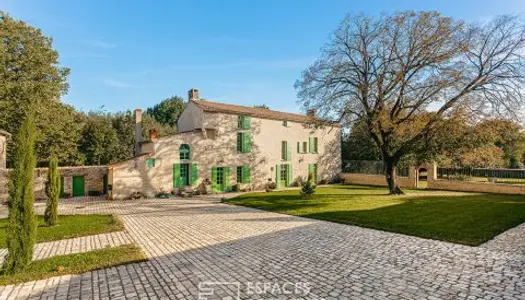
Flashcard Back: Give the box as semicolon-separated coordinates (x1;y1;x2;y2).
191;100;339;126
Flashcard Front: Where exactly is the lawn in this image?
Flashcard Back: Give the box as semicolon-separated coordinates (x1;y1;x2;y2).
0;215;124;248
0;244;146;285
226;185;525;245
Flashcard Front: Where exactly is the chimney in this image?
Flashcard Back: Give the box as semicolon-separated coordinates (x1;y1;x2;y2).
188;88;200;101
149;128;159;141
134;109;142;157
307;109;316;117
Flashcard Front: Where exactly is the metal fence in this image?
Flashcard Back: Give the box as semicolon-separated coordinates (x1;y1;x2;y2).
343;160;410;178
437;167;525;185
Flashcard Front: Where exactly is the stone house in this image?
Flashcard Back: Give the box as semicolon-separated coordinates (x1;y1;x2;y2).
108;89;341;199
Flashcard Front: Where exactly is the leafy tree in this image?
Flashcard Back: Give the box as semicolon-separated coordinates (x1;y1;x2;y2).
44;156;60;226
0;12;69;167
3;113;37;274
254;104;270;109
145;96;186;127
296;12;525;194
78;111;119;165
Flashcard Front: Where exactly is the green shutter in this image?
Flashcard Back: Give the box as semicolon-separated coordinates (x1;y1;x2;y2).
309;137;314;153
191;163;198;186
173;164;181;188
243;116;251;129
297;142;300;153
224;167;231;191
243;132;252;153
243;166;251;184
314;137;318;153
238;116;243;128
275;164;281;188
146;158;155;168
286;141;292;161
211;167;218;193
287;165;293;187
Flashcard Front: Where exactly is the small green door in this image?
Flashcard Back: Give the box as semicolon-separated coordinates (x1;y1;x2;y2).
72;176;85;197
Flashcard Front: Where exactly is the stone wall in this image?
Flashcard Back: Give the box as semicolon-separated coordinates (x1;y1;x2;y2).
0;134;7;169
0;166;108;202
339;170;417;189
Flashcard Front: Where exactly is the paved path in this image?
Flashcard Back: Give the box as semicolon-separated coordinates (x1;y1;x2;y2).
0;231;134;263
0;198;524;300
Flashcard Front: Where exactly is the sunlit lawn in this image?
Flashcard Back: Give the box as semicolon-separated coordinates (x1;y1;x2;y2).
0;244;146;285
226;185;525;245
0;215;124;248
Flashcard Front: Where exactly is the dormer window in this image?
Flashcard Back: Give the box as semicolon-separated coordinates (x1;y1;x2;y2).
282;120;289;127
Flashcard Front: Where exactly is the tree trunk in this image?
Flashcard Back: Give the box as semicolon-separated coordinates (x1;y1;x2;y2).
385;158;404;195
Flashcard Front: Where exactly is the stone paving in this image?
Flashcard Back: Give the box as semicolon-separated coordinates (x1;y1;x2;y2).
0;198;523;300
0;231;134;263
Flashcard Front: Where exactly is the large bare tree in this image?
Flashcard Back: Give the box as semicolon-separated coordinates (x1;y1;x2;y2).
296;11;525;194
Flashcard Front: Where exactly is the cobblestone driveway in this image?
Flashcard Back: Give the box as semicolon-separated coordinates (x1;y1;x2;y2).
0;198;524;300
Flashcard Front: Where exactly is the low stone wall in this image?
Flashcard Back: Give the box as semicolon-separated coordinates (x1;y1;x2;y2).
339;173;417;189
428;179;525;195
0;166;108;202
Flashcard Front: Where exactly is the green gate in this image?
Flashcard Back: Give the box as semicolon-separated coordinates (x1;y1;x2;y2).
72;176;85;197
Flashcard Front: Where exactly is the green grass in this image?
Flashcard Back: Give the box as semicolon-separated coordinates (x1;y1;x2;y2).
0;215;124;248
0;244;147;285
226;185;525;246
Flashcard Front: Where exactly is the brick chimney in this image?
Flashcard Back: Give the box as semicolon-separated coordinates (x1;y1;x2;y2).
149;128;159;141
134;109;142;157
188;88;200;101
307;109;316;117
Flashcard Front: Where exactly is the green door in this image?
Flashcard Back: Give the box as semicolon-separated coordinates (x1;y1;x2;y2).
72;176;85;197
308;163;318;183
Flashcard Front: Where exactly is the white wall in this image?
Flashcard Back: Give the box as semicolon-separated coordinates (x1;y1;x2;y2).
110;112;341;199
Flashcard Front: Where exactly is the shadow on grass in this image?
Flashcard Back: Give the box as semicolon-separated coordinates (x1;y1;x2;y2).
228;191;525;246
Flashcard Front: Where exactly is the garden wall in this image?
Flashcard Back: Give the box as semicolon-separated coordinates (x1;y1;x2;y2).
427;179;525;195
339;171;417;189
0;166;108;202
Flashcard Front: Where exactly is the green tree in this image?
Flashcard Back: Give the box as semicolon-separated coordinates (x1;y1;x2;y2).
78;111;119;165
3;113;38;274
44;156;60;226
145;96;186;127
296;12;525;194
0;12;70;167
254;104;270;109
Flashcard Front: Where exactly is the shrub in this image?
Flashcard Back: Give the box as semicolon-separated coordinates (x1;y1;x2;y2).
300;173;317;198
44;156;60;226
4;114;38;274
231;183;240;192
87;190;102;196
266;181;277;192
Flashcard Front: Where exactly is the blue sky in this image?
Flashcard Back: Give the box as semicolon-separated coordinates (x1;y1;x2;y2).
2;0;524;114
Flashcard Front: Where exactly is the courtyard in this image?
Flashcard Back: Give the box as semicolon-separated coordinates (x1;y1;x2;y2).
0;196;523;299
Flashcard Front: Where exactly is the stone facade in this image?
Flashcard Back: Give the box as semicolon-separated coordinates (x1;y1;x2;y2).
0;130;10;169
1;166;108;202
109;93;341;200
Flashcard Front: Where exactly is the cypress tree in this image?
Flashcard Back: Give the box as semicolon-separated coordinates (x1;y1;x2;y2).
44;156;60;226
3;113;37;274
